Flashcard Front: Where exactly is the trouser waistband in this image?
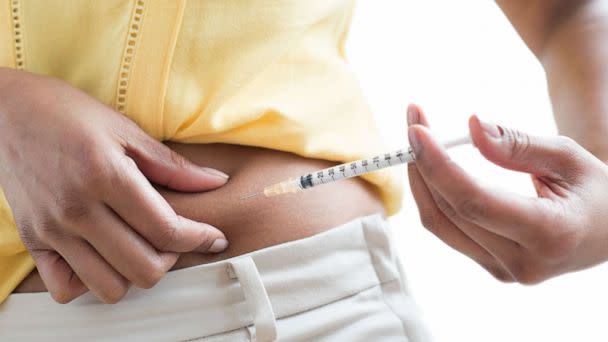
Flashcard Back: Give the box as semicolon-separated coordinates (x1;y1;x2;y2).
0;213;403;341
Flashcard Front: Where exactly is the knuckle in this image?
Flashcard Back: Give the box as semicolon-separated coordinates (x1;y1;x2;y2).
107;155;138;189
453;198;485;222
134;257;165;289
418;209;436;229
100;282;129;304
101;292;125;304
554;135;585;170
55;198;90;224
493;271;514;283
194;229;213;251
435;196;459;221
81;149;113;188
122;154;138;171
169;150;190;170
556;135;580;156
50;289;78;304
483;264;513;283
35;221;62;244
508;258;546;285
503;127;532;159
153;216;180;251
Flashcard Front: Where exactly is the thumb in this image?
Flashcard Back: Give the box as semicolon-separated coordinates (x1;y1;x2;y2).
469;115;586;180
123;134;229;192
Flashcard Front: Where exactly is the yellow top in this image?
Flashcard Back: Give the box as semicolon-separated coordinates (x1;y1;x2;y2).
0;0;403;303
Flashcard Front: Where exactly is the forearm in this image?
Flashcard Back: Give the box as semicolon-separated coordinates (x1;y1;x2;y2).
542;3;608;160
497;0;608;160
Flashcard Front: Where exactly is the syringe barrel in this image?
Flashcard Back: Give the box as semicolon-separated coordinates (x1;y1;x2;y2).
300;148;415;189
263;135;470;196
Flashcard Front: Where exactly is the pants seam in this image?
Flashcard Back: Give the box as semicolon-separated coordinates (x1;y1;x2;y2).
360;216;414;341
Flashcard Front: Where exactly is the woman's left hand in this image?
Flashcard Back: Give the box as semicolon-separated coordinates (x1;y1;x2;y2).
407;104;608;284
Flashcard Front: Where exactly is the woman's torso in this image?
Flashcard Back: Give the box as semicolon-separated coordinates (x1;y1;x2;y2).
3;0;402;295
15;143;385;292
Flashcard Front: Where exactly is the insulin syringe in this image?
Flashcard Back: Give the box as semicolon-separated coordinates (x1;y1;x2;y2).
240;135;471;200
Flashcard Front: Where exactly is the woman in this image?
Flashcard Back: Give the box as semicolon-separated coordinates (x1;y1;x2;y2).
1;0;607;341
0;1;424;340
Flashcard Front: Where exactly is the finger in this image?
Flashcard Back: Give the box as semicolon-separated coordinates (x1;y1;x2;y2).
469;115;588;183
121;130;229;192
407;107;516;281
408;163;499;266
30;250;88;303
406;107;517;281
408;124;555;243
52;235;129;304
418;164;525;282
424;181;522;274
409;164;515;281
407;104;431;127
75;204;179;289
105;155;228;253
425;185;554;285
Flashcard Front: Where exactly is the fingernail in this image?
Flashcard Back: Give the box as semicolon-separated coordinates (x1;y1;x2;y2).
201;167;229;179
478;117;502;139
408;128;421;155
407;105;420;126
208;239;229;253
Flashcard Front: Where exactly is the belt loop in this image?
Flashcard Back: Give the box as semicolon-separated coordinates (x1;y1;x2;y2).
228;257;277;342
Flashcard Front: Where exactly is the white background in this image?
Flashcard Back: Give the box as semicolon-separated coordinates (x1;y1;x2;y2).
347;1;608;341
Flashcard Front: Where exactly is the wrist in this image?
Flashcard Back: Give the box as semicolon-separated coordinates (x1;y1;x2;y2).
588;140;608;161
0;68;26;112
542;3;608;162
0;67;22;91
574;139;608;163
0;68;33;142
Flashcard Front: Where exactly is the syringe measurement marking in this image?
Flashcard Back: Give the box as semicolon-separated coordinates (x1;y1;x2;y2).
307;149;411;188
239;137;468;200
247;136;469;199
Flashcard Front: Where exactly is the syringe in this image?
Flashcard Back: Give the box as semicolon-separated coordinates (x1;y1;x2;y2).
240;135;471;200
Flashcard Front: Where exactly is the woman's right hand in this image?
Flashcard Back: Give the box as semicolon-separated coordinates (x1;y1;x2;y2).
0;69;230;304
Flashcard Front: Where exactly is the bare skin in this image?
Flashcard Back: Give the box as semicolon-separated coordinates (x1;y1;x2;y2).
2;70;383;298
408;0;608;283
14;142;384;293
0;69;235;302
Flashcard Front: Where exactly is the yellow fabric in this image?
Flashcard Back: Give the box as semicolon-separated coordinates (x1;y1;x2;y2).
0;0;403;303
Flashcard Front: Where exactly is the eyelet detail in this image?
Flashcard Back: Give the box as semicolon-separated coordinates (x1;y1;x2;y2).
116;0;145;113
10;0;25;69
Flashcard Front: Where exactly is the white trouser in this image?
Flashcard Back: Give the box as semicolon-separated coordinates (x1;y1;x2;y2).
0;214;431;341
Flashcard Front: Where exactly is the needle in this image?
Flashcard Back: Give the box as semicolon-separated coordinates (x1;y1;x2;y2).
240;192;261;200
